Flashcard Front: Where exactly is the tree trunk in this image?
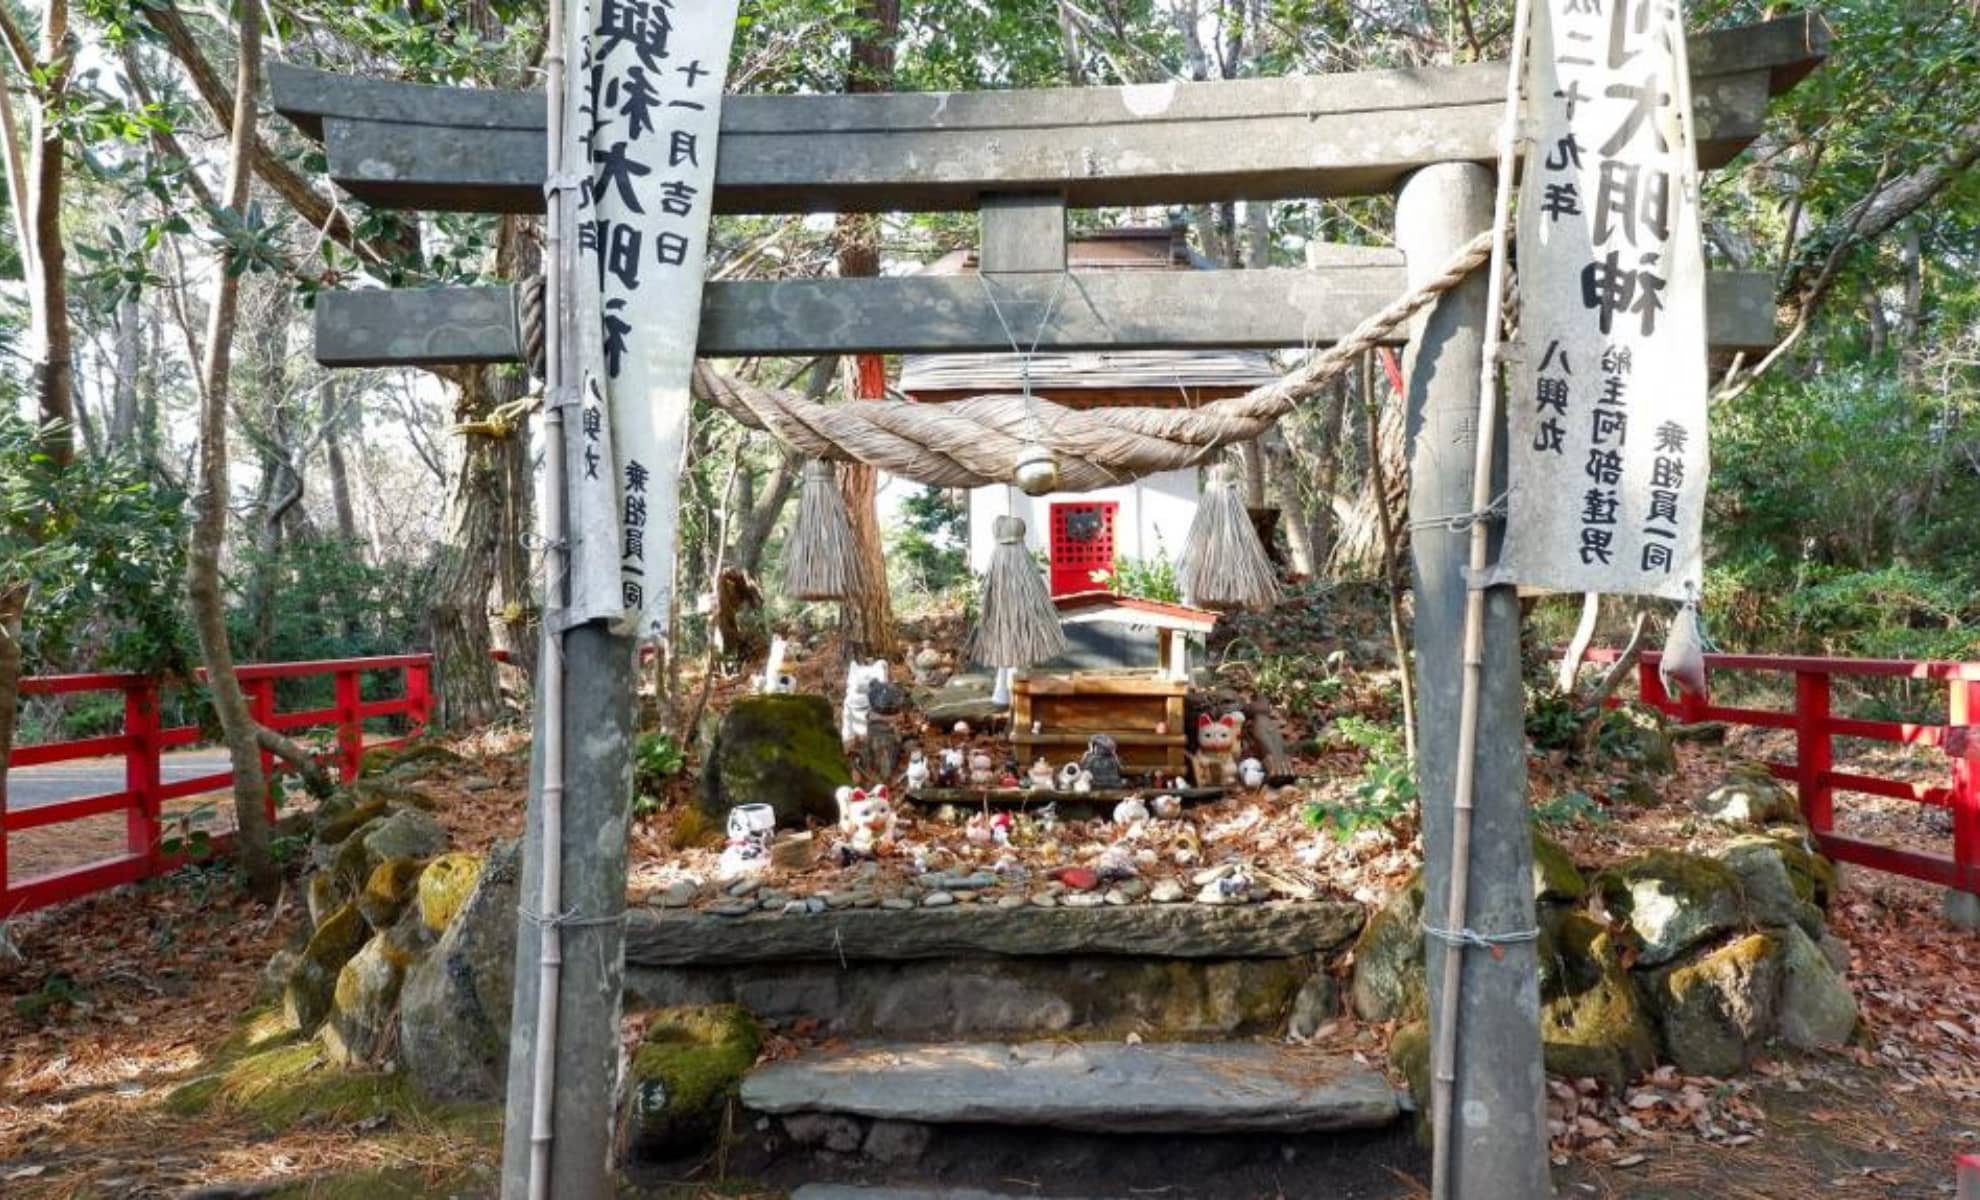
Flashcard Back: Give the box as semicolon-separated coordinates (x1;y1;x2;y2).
324;381;362;547
110;287;141;449
836;0;902;661
186;0;277;901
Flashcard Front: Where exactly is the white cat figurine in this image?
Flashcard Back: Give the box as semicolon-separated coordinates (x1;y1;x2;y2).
836;785;897;857
841;658;889;747
905;749;930;791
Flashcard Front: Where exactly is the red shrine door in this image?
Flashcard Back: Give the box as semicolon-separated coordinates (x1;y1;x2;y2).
1048;501;1118;596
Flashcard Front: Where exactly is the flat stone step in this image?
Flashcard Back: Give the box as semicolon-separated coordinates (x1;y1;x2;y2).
627;900;1364;966
742;1041;1400;1135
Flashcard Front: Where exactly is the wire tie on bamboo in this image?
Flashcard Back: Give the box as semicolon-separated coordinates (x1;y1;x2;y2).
1406;489;1510;534
517;906;627;929
1419;920;1540;959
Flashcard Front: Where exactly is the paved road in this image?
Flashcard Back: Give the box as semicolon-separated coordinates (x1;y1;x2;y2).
5;748;235;812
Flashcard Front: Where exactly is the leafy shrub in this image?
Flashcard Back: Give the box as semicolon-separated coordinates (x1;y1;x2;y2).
1092;550;1181;604
633;730;686;812
1304;716;1417;839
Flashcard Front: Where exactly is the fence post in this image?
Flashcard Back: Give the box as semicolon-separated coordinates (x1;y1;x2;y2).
1794;670;1834;837
247;677;279;823
1949;678;1980;900
406;658;433;736
125;678;163;870
335;668;364;783
1638;658;1667;715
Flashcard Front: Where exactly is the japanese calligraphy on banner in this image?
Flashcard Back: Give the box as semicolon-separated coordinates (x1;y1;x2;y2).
1490;0;1708;599
562;0;741;638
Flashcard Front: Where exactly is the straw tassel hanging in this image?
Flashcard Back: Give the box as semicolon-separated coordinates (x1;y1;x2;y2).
783;459;855;600
1178;462;1282;612
968;515;1066;668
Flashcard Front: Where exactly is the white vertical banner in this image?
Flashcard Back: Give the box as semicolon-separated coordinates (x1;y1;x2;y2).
561;0;742;638
1490;0;1709;599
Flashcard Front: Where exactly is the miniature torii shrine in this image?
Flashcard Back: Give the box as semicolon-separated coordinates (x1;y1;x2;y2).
277;12;1826;1199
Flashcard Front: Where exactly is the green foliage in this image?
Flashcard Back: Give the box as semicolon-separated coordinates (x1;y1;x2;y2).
1092;548;1181;604
1219;643;1348;716
1;413;192;679
13;972;86;1023
1304;716;1416;839
886;484;969;599
1532;789;1612;830
633;731;686;813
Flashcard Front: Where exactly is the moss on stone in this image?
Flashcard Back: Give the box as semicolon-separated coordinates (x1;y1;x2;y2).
1387;1020;1432;1142
1592;849;1748;966
624;1004;764;1158
1530;830;1587;903
1535;909;1656;1089
1349;871;1426;1023
284;902;370;1032
698;693;852;827
316;798;388;846
1643;930;1785;1077
359;858;425;931
417;852;484;933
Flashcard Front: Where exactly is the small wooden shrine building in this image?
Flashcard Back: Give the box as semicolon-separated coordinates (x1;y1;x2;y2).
898;227;1280;592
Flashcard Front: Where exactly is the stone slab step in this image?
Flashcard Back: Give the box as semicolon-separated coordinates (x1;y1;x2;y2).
742;1040;1400;1135
627;900;1364;966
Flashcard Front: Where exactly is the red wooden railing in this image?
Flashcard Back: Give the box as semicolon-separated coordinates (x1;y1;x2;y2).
4;654;432;916
1588;649;1980;896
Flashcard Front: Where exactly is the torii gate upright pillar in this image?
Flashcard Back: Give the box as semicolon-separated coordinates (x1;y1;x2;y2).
1397;161;1550;1196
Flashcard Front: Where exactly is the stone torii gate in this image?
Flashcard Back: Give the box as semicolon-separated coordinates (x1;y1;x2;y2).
279;14;1824;1196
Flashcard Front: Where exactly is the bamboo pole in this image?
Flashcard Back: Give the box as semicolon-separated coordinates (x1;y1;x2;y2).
525;0;572;1192
1427;0;1530;1196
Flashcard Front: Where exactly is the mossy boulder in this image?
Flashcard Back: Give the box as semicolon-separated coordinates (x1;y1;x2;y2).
1612;706;1677;775
399;841;520;1102
1531;830;1587;903
1696;772;1799;827
698;693;852;827
358;858;425;931
361;808;448;866
1776;924;1858;1048
1350;872;1426;1022
1536;909;1656;1089
328;817;387;889
320;935;407;1067
1715;839;1824;937
284;903;371;1032
306;872;346;929
1640;931;1785;1076
1726;832;1836;911
316;798;388;847
1594;850;1748;967
1387;1020;1432;1140
622;1004;764;1159
418;853;484;933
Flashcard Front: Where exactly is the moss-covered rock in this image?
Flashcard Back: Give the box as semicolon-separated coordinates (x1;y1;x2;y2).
1696;772;1800;827
316;798;388;846
418;852;484;933
167;1034;491;1136
1531;830;1587;903
358;857;425;931
306;872;346;929
1350;872;1426;1022
320;934;407;1067
1730;832;1836;911
698;693;851;827
399;841;520;1102
361;808;447;866
1536;909;1656;1089
1776;924;1858;1048
622;1004;764;1159
1640;931;1785;1077
283;903;371;1032
1594;850;1747;966
1387;1020;1432;1141
328;817;387;889
1715;839;1824;937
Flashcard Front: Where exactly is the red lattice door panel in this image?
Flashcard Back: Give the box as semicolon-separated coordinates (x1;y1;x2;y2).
1049;501;1118;597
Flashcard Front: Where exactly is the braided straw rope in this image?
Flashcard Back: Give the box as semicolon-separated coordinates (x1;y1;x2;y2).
524;230;1492;490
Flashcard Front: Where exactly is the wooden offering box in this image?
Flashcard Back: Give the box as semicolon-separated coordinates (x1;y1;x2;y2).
1011;671;1188;777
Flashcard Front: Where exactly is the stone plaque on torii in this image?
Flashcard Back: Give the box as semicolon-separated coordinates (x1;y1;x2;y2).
278;12;1825;1198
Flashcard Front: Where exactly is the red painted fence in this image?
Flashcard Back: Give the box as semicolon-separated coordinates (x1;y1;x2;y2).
4;655;432;917
1588;649;1980;896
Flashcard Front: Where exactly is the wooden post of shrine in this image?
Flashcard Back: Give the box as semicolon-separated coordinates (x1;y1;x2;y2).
1397;161;1550;1197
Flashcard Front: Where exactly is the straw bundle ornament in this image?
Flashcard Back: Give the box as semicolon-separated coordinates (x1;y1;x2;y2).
968;515;1066;668
783;459;855;600
1178;462;1281;612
